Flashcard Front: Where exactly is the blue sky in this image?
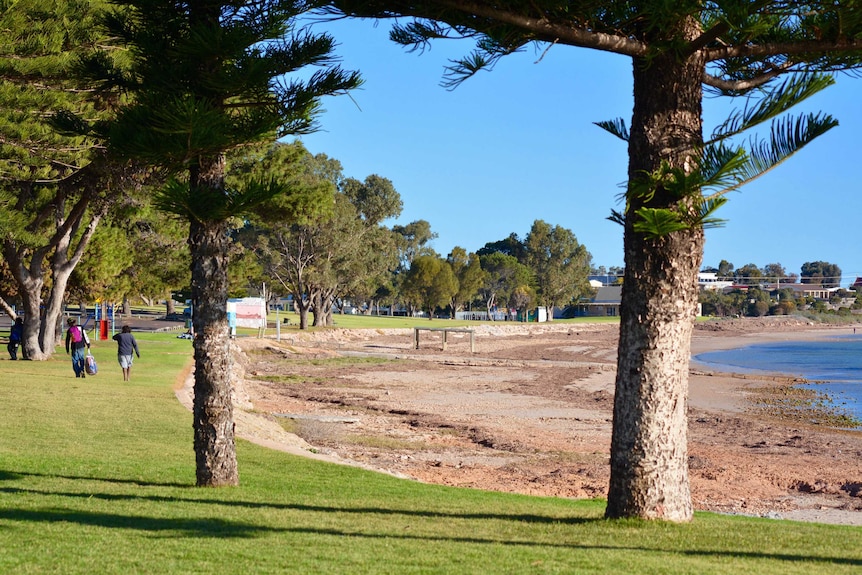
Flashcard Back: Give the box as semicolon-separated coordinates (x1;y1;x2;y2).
296;17;862;285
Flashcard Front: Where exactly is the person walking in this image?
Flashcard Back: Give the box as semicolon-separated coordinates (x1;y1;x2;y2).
7;317;24;360
65;317;90;378
112;325;140;381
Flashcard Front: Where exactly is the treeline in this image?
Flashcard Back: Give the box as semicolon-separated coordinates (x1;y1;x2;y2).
220;143;595;326
699;259;859;318
702;260;843;287
700;286;861;317
0;138;594;329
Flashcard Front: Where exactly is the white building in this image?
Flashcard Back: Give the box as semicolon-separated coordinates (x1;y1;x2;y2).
698;272;733;291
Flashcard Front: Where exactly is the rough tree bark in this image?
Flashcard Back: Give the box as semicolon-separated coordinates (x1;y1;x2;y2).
606;22;705;521
189;157;238;487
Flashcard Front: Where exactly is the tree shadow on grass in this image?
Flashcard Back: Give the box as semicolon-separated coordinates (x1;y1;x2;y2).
0;469;191;488
0;484;595;526
2;505;858;567
0;507;274;539
282;526;862;566
3;483;861;566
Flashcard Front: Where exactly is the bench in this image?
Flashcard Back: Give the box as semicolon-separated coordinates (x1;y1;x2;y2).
413;327;475;353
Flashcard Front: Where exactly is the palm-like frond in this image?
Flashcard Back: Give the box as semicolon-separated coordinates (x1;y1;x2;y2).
709;73;835;144
391;21;453;51
441;51;494;90
615;105;836;239
595;118;630;142
736;111;838;187
154;177;289;223
631;208;689;237
698;143;749;195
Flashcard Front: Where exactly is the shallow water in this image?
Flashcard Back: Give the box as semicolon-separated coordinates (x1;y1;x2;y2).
693;335;862;420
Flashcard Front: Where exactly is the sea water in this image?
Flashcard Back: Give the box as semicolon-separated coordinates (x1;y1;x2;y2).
693;336;862;421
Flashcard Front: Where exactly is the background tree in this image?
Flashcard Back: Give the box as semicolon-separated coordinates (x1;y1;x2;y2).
327;0;862;520
0;0;135;359
717;260;735;279
447;246;485;318
734;263;763;286
241;145;338;329
510;284;535;319
477;251;534;320
746;288;771;317
401;254;458;319
392;219;437;270
801;261;842;288
249;145;401;328
761;263;790;285
81;0;361;487
477;232;526;261
523;219;592;319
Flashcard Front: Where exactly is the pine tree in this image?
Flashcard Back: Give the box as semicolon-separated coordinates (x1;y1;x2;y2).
77;0;361;486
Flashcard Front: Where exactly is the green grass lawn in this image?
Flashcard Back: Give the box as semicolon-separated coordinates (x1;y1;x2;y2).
1;333;860;574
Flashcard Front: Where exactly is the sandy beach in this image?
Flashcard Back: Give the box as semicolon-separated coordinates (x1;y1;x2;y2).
183;316;862;525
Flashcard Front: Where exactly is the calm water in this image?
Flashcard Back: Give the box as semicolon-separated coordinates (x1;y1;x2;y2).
693;336;862;421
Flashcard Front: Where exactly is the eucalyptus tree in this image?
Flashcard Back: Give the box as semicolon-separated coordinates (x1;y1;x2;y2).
0;0;134;359
317;174;402;324
326;0;862;520
73;0;361;486
476;232;527;262
734;263;764;285
243;145;402;328
446;246;485;317
801;260;842;288
401;254;458;318
392;219;437;269
761;262;796;285
477;251;534;319
524;220;592;319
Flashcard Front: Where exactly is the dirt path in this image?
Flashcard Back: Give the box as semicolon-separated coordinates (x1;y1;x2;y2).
210;319;862;525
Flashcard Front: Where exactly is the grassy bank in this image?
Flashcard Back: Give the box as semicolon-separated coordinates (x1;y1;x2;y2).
1;333;860;574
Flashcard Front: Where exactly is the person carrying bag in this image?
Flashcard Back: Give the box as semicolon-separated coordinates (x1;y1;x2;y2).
65;317;91;378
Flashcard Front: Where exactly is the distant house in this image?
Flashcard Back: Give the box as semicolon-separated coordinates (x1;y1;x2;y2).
698;272;733;291
777;284;837;300
574;286;622;317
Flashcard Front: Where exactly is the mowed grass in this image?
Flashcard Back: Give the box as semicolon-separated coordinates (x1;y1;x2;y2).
1;333;860;574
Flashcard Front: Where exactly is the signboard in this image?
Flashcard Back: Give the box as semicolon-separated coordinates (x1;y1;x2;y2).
226;298;267;331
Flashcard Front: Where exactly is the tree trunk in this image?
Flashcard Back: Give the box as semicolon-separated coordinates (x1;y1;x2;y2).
311;290;323;326
189;210;238;486
605;33;704;522
298;304;309;329
17;273;45;361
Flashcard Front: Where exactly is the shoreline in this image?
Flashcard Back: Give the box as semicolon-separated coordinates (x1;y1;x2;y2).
219;318;862;526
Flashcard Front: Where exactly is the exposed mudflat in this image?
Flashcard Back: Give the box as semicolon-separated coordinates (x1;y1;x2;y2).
196;318;862;525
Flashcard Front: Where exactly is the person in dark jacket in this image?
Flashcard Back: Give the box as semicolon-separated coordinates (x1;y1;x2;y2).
112;325;140;381
8;317;24;360
65;317;90;377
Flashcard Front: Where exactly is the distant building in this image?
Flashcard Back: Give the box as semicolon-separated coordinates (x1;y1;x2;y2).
588;274;622;286
574;286;622;317
776;284;837;300
698;272;733;291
